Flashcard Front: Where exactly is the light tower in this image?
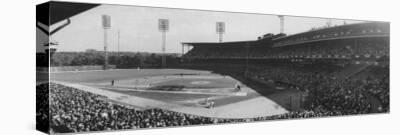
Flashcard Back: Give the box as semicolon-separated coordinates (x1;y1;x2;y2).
278;15;284;33
159;19;169;68
102;15;111;70
327;18;332;27
117;29;120;68
216;22;225;42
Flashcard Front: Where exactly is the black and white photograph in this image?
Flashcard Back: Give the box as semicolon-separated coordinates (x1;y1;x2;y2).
35;1;390;134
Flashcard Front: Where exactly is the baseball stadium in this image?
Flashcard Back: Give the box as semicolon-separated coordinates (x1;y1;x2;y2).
36;1;390;134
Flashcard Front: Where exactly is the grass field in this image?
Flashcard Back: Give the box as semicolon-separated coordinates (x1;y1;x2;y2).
50;69;212;83
49;68;297;118
152;77;237;89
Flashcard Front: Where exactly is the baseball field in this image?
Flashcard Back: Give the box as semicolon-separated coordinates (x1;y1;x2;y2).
48;68;300;119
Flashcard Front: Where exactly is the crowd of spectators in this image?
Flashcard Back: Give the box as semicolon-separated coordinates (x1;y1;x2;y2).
47;83;235;133
353;66;390;111
259;42;388;59
35;67;389;134
245;64;389;114
38;81;384;134
36;63;389;134
36;83;49;133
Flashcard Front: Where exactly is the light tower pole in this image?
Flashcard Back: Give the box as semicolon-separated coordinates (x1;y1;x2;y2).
216;22;225;42
162;30;166;67
102;15;111;70
159;19;169;68
278;15;284;33
117;30;120;68
327;18;332;27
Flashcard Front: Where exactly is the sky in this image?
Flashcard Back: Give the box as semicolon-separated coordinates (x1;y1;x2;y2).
37;4;363;53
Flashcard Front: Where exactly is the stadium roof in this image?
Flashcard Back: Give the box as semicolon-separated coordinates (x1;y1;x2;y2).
273;21;388;41
36;1;100;26
183;22;389;48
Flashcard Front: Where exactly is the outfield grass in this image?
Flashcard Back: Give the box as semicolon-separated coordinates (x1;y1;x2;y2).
50;69;212;83
50;68;301;112
152;77;237;89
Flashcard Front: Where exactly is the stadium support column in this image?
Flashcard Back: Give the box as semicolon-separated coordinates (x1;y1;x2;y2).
181;43;184;62
219;32;223;43
181;43;184;56
245;42;249;77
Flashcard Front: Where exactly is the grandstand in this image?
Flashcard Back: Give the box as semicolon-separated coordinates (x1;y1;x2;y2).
181;21;389;114
182;22;389;64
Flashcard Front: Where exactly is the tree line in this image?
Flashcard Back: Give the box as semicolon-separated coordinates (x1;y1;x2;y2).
37;50;181;68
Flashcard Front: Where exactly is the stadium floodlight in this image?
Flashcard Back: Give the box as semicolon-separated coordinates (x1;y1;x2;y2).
102;15;111;29
216;22;225;42
159;19;169;67
159;19;169;32
102;15;111;70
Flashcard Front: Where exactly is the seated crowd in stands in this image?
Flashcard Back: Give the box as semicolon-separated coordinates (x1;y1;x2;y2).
245;64;389;114
36;63;389;133
36;83;50;132
37;81;386;134
46;83;241;133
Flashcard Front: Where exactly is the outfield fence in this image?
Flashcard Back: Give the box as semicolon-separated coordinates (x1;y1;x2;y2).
37;65;116;72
